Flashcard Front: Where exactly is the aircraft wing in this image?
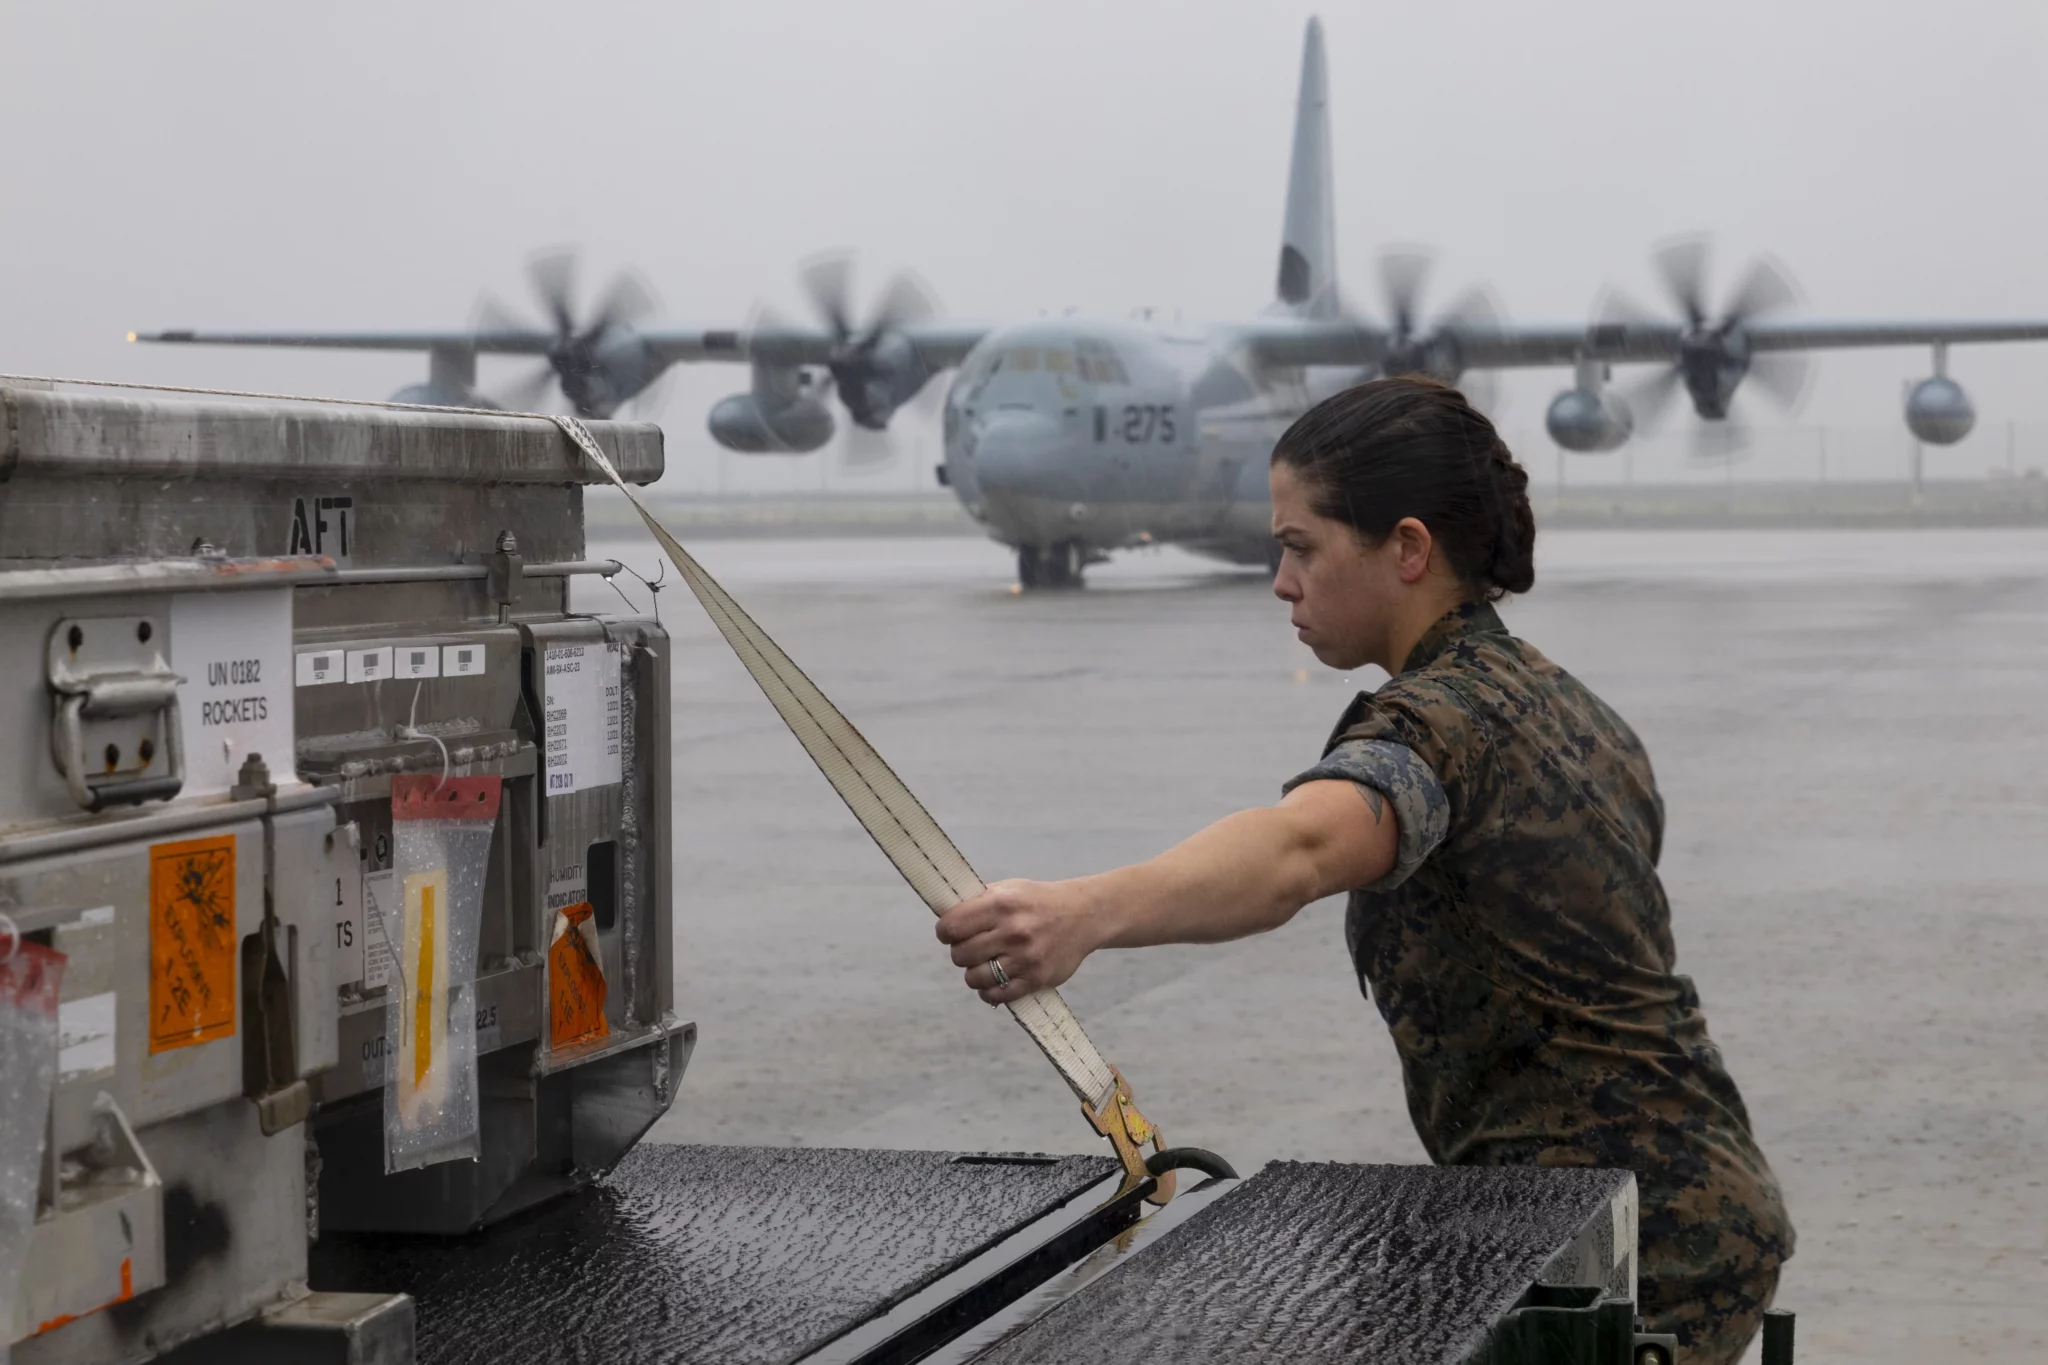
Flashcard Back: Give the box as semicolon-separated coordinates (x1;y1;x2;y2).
1568;318;2048;364
664;323;989;370
1229;315;2048;373
1741;320;2048;352
1228;320;1601;372
1224;320;1386;368
131;323;993;370
133;329;555;355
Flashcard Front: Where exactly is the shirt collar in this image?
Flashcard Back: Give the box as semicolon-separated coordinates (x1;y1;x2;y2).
1398;600;1506;675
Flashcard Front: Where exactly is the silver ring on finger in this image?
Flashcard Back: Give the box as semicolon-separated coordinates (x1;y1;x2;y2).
988;957;1010;987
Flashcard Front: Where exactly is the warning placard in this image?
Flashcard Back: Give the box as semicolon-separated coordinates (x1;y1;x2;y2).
542;642;623;796
149;833;238;1053
548;902;610;1049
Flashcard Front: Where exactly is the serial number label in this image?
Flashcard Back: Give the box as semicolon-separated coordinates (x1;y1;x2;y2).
541;642;623;796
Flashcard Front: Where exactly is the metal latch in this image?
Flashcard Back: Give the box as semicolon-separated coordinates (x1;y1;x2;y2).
45;616;185;812
236;753;312;1135
10;1094;167;1345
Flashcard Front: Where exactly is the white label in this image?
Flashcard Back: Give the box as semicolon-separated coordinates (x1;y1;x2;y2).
362;869;397;991
58;991;117;1081
546;863;588;916
441;643;485;677
296;650;343;687
541;642;623;796
346;646;394;684
173;589;297;796
396;644;440;679
287;494;356;568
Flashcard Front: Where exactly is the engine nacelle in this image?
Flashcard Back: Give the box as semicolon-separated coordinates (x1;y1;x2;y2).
1905;376;1975;445
708;392;835;453
1545;388;1634;453
838;330;936;430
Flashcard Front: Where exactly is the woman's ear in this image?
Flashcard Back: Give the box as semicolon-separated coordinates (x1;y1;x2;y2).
1390;517;1435;584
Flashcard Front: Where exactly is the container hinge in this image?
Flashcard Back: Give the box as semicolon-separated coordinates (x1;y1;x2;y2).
44;615;186;812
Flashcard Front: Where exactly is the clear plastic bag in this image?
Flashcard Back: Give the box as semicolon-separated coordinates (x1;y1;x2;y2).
380;776;500;1173
0;920;64;1358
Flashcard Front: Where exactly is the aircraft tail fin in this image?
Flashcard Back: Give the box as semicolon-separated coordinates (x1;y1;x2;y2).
1274;17;1339;318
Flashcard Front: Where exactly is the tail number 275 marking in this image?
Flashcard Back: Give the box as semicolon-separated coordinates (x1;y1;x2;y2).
1119;404;1177;444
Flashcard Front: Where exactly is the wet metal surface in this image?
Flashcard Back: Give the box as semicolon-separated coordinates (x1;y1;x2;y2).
968;1161;1633;1365
310;1144;1117;1365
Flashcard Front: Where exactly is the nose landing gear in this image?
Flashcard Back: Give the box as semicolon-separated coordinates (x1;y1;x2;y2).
1018;541;1084;589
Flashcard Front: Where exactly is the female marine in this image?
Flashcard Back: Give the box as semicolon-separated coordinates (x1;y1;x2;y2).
935;377;1793;1364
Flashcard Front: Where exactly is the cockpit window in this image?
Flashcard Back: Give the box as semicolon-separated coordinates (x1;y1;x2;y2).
1076;340;1129;385
984;342;1125;384
958;347;999;387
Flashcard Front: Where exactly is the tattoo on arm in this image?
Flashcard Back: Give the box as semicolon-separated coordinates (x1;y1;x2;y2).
1355;785;1385;822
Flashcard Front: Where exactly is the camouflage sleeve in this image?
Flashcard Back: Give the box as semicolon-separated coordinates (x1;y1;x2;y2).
1282;739;1449;890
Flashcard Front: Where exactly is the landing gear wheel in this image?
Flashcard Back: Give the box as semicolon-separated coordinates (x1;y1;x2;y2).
1044;541;1081;588
1018;542;1084;590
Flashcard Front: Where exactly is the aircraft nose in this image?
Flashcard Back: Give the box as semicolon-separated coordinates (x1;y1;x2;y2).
968;409;1067;497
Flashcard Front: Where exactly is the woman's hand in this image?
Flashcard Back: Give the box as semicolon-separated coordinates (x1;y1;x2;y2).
934;783;1397;1007
935;878;1108;1006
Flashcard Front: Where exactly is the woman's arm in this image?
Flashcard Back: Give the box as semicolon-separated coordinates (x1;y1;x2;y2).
934;778;1399;1005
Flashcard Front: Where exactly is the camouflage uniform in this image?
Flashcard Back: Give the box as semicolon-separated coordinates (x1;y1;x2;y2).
1285;602;1792;1365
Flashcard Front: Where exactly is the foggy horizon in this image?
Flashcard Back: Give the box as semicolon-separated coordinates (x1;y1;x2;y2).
6;0;2046;491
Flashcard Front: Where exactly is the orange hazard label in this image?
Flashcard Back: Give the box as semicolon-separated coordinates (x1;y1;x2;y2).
149;833;237;1053
548;902;609;1050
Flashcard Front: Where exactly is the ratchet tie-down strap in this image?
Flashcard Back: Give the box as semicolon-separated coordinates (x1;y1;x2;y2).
552;416;1175;1204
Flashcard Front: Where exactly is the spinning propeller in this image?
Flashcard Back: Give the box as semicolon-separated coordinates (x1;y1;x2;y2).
481;249;664;419
796;251;943;466
1602;236;1812;460
1374;248;1507;415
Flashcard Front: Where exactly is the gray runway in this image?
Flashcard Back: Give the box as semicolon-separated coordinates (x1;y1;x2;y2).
576;528;2048;1365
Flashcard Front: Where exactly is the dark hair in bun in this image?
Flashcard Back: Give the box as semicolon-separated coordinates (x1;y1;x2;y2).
1271;375;1535;600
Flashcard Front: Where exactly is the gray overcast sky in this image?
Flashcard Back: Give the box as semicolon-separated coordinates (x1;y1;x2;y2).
4;0;2046;487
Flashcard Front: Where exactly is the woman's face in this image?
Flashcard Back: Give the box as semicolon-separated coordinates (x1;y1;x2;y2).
1269;461;1426;672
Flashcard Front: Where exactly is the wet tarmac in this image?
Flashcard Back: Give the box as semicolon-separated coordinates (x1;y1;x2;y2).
576;527;2048;1365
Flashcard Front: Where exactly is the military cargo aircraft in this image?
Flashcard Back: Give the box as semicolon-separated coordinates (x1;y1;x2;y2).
136;18;2048;587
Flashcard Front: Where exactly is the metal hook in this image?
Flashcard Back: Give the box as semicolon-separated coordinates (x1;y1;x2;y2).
605;559;665;627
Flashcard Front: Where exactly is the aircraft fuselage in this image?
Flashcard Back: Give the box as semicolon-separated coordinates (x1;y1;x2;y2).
940;319;1356;569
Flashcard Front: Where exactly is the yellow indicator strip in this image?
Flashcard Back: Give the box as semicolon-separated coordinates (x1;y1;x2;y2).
401;866;450;1110
413;880;436;1087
